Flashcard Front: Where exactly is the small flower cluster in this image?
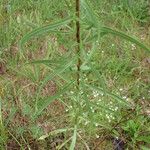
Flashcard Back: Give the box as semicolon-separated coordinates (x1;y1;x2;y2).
106;113;115;122
131;44;136;50
93;90;99;98
92;90;104;98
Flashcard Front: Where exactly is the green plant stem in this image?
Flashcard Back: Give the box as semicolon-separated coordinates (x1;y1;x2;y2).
76;0;81;89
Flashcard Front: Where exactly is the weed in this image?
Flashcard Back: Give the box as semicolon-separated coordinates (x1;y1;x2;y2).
0;0;150;149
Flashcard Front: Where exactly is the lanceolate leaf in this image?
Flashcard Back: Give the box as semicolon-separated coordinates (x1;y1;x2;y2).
37;56;77;93
20;17;72;50
81;0;150;53
29;49;73;67
39;128;72;140
100;27;150;52
81;0;98;27
28;59;66;68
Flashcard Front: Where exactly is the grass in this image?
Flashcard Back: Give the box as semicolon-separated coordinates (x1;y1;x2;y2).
0;0;150;149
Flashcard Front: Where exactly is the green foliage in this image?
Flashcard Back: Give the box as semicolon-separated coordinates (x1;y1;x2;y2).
0;0;150;149
19;0;150;149
69;125;77;150
113;0;150;24
121;116;150;148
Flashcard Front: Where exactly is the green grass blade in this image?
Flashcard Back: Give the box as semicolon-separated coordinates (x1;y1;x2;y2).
69;125;77;150
100;27;150;52
0;97;2;126
77;133;90;150
29;60;60;65
5;108;17;126
57;137;72;150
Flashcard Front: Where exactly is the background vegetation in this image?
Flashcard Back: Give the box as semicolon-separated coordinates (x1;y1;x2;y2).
0;0;150;149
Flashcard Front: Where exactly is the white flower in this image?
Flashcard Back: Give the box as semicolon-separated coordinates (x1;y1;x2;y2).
92;109;95;113
85;121;89;125
131;44;136;50
123;96;127;99
106;114;109;119
126;98;130;102
119;88;123;91
93;91;99;98
70;91;74;94
95;123;99;127
114;107;118;111
101;93;104;96
108;119;111;122
109;101;112;105
98;99;102;102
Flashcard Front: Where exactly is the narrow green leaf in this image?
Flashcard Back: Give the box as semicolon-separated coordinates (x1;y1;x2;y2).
37;56;77;96
100;27;150;52
28;49;73;69
57;137;72;150
81;0;150;53
28;59;65;68
81;0;98;27
77;133;90;150
20;17;72;50
69;125;77;150
39;128;72;140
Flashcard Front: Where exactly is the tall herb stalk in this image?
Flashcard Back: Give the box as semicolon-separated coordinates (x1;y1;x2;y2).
19;0;150;149
76;0;81;89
